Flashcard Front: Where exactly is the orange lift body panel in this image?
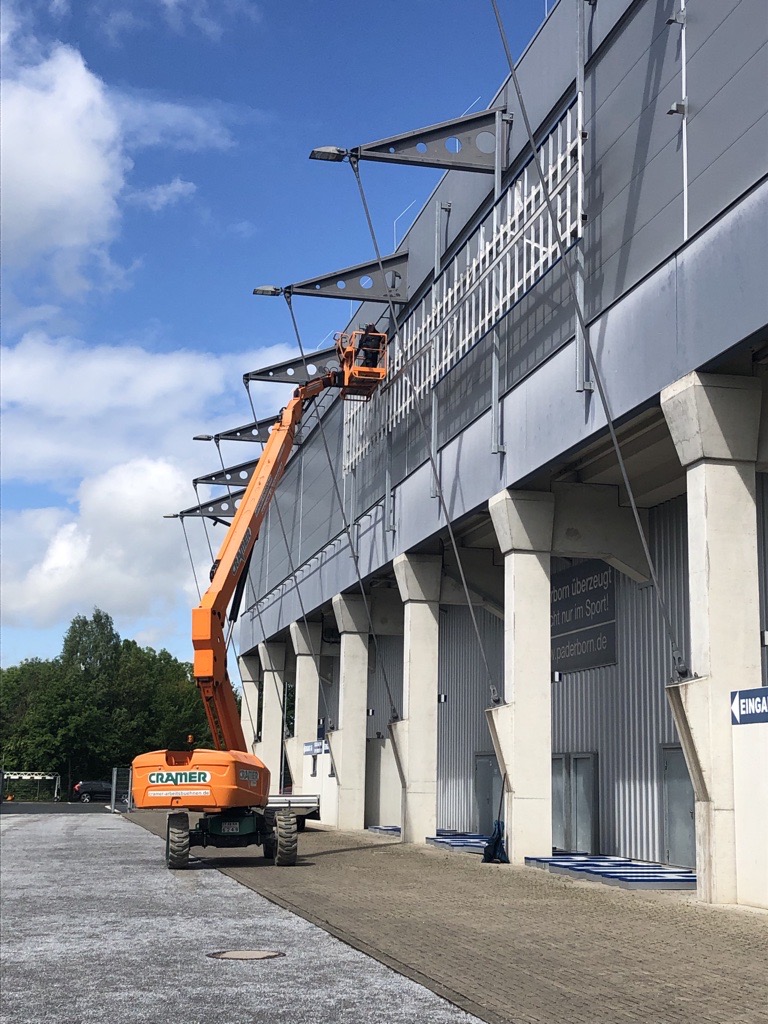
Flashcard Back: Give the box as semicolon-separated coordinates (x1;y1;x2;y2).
132;748;270;811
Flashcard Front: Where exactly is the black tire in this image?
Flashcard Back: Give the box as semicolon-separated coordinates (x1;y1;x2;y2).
80;793;91;803
262;810;276;860
274;810;297;866
167;812;190;870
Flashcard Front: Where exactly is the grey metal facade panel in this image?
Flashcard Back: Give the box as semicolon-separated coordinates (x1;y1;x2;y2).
437;607;503;832
758;473;768;687
367;635;403;740
551;496;687;862
242;183;767;650
688;114;768;239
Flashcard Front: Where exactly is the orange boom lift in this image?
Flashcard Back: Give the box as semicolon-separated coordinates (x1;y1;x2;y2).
132;328;386;867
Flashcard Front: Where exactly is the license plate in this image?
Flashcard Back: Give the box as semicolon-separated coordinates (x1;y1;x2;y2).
221;821;240;834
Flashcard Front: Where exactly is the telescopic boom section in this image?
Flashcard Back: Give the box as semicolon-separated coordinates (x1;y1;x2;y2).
191;372;337;752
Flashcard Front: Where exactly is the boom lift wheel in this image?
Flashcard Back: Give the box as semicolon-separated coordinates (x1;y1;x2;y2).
274;809;298;866
262;809;276;860
166;811;190;870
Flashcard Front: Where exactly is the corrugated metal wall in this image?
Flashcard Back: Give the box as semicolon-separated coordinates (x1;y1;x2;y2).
367;636;404;739
437;606;503;831
551;496;689;862
758;473;768;687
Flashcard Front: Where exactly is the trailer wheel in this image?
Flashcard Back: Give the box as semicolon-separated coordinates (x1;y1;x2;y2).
274;810;297;866
167;811;190;870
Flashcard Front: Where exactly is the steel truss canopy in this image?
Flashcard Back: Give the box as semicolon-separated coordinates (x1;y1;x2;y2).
243;344;338;385
254;253;408;305
310;107;511;174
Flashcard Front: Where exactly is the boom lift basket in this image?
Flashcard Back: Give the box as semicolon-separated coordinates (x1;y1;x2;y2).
336;328;387;400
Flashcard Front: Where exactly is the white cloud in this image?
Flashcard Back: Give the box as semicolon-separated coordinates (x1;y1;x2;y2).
1;44;126;272
0;330;297;635
0;11;235;298
0;460;199;627
128;177;197;212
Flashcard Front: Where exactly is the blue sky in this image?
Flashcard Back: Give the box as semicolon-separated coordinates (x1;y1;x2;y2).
1;0;549;667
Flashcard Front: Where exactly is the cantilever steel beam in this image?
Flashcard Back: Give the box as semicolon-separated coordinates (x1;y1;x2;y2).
243;345;338;385
179;490;246;522
285;252;408;304
312;107;511;175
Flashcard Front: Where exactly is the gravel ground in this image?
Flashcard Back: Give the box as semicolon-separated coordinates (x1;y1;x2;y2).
0;808;481;1024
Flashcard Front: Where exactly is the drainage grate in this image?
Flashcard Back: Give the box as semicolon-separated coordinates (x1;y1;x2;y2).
207;950;285;961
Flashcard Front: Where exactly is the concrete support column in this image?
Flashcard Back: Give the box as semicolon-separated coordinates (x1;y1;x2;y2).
331;594;370;830
662;372;763;905
256;641;286;794
488;490;555;864
393;553;442;844
287;621;322;795
237;653;261;753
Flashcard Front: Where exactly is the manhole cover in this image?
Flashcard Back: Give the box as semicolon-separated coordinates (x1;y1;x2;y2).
207;950;285;961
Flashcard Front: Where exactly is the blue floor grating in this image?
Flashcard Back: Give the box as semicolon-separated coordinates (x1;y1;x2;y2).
525;854;697;890
426;830;490;854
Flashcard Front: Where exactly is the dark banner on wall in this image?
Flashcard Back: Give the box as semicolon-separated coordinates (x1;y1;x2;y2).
551;559;617;672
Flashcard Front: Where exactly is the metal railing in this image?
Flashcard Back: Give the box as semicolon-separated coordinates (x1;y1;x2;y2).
343;101;581;472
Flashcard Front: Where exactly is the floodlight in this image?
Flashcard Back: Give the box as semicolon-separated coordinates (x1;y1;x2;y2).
193;434;214;441
309;146;348;162
252;285;283;296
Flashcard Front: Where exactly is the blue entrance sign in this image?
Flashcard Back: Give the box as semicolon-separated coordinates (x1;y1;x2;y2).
730;688;768;725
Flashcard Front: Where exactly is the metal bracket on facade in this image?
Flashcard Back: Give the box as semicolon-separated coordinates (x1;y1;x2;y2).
491;329;506;453
384;433;396;532
243;345;338;385
285;253;408;304
349;108;510;174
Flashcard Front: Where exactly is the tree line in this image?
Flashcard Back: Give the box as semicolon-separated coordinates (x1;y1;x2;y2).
0;609;212;796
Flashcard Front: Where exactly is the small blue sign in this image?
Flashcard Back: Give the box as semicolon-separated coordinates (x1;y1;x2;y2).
731;688;768;725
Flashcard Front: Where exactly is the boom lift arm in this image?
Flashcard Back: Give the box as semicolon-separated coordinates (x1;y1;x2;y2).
131;328;386;869
191;369;339;753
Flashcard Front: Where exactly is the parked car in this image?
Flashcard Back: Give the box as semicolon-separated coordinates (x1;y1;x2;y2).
71;780;112;803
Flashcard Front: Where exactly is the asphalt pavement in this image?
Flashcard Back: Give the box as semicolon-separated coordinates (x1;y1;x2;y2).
0;805;481;1024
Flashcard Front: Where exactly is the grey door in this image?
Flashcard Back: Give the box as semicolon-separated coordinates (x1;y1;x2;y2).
551;752;598;854
663;746;695;868
571;754;598;855
474;754;502;835
552;755;567;851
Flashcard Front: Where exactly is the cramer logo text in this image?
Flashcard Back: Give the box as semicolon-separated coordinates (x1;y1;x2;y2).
239;769;260;785
148;770;211;785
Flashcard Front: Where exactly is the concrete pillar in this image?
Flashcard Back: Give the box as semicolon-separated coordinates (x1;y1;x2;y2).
237;653;261;753
256;641;286;794
662;371;763;905
287;621;322;795
331;594;369;830
393;553;442;844
488;489;555;864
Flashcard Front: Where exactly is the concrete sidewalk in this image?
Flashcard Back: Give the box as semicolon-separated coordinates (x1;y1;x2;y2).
0;808;481;1024
132;811;767;1024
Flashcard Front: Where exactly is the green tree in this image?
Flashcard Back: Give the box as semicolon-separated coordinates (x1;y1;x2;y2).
1;608;212;794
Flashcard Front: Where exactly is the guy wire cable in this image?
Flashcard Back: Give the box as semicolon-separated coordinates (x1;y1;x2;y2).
179;516;203;601
491;0;687;676
349;158;503;705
